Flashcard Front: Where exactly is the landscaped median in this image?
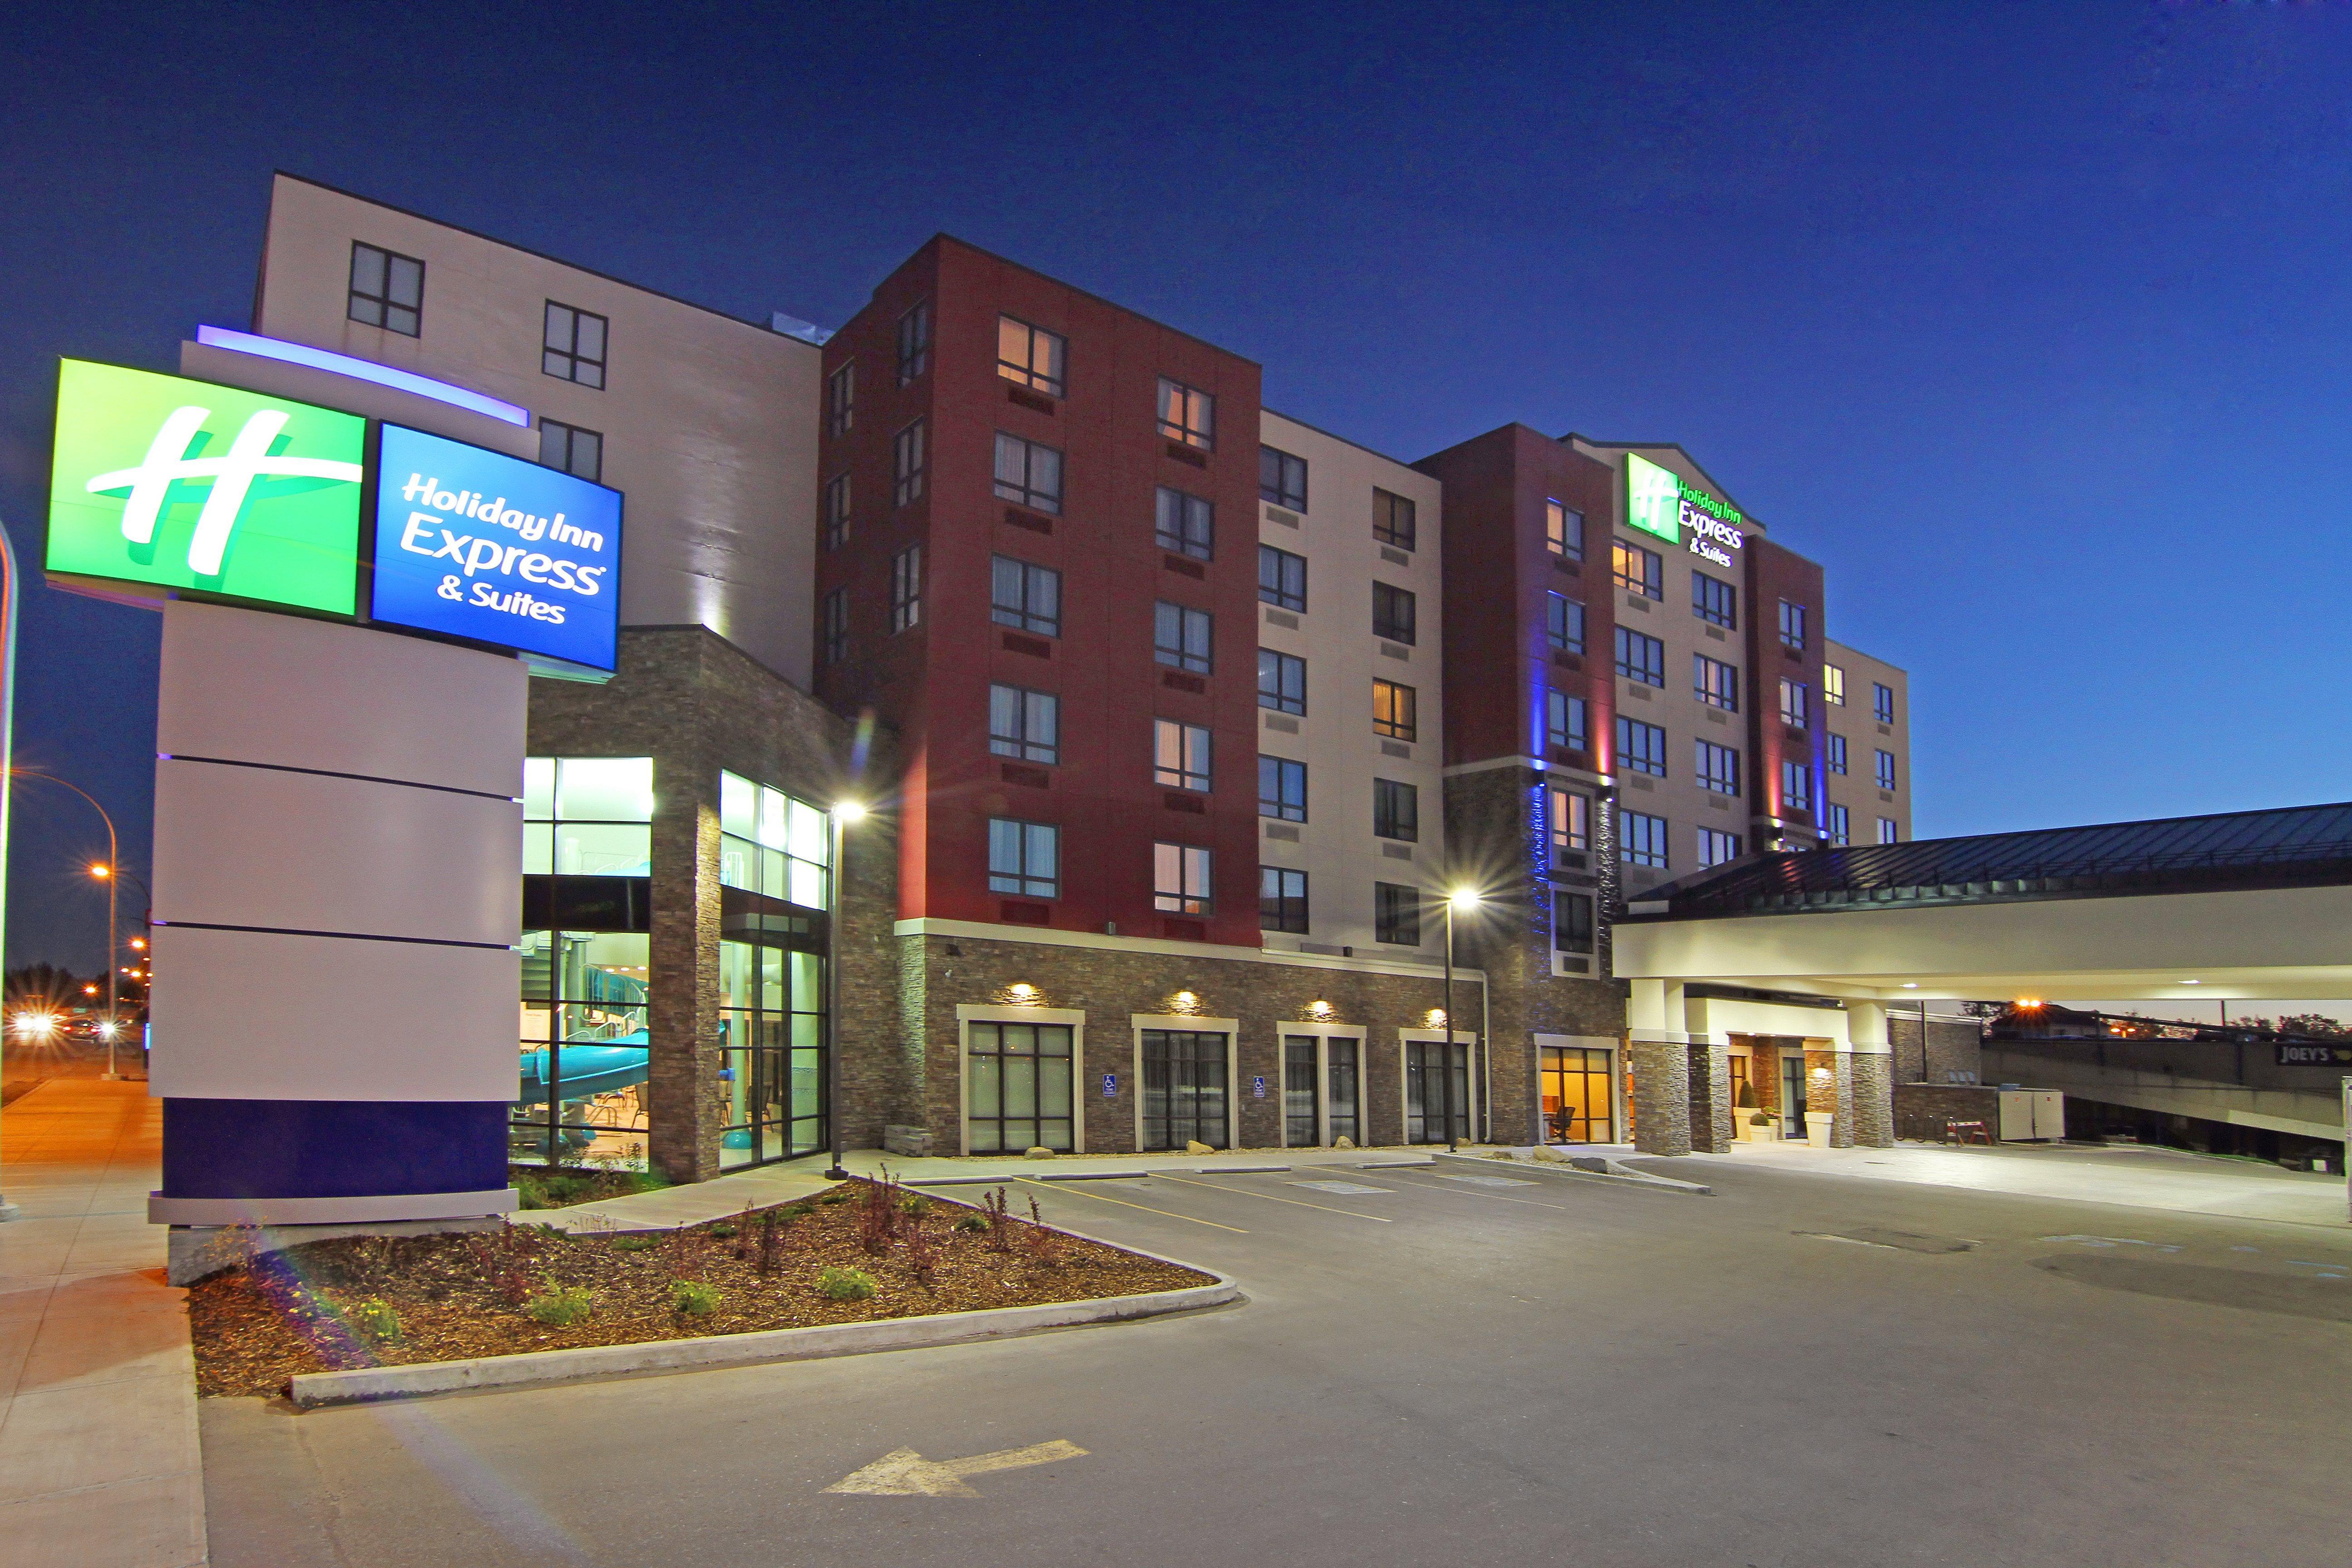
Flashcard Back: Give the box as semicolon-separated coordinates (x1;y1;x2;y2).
186;1176;1235;1407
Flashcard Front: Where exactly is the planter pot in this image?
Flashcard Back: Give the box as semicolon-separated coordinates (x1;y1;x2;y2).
1804;1112;1835;1148
1743;1122;1778;1144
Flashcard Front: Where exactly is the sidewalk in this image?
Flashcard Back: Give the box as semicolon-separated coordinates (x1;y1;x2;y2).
0;1075;203;1567
1691;1137;2351;1228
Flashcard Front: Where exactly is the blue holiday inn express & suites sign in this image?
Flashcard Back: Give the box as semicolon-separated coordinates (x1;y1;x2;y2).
370;423;623;672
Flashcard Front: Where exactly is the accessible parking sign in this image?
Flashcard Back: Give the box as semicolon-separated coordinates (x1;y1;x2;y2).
371;424;623;671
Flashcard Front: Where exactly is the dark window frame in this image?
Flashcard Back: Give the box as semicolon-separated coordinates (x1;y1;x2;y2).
897;299;932;384
1258;544;1306;612
1616;715;1667;778
1258;755;1307;823
1373;882;1422;946
1157;377;1215;450
1614;626;1665;686
1156;485;1214;559
348;240;423;336
1372;678;1417;742
1155;719;1213;793
826;361;854;438
1547;592;1585;655
539;419;603;482
1621;810;1669;869
988;818;1060;899
990;555;1062;637
990;684;1059;764
1695;739;1741;797
1612;539;1662;599
1547;690;1588;753
889;544;922;633
1547;499;1584;561
1259;445;1308;510
1695;653;1740;712
1259;649;1307;716
1154;601;1213;674
1259;866;1308;933
1373;778;1419;843
821;588;848;664
543;300;608;388
823;472;851;550
1692;570;1736;629
995;431;1064;515
1778;599;1808;651
893;419;927;507
1373;488;1416;551
1372;582;1417;646
1873;682;1896;724
997;314;1067;397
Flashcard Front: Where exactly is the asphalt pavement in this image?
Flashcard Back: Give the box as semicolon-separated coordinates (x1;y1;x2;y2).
199;1153;2352;1567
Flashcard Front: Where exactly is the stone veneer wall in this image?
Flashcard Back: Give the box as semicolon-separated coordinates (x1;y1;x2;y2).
1690;1044;1734;1153
1888;1014;1987;1085
1441;764;1627;1146
900;932;1485;1153
528;626;901;1182
1848;1053;1895;1147
1627;1040;1691;1155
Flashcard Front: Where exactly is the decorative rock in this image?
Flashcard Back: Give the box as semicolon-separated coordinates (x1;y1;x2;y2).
1185;1140;1214;1155
1024;1146;1054;1159
1530;1145;1572;1164
1332;1135;1356;1150
884;1124;936;1157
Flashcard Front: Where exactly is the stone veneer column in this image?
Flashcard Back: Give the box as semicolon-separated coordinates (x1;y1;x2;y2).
1688;1041;1733;1153
648;779;724;1183
1844;1000;1895;1149
1627;978;1692;1155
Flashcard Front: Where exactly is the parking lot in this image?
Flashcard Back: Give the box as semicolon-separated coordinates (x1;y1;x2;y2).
202;1156;2352;1567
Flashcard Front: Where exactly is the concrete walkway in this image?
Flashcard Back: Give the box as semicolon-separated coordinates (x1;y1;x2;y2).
0;1076;203;1567
1690;1137;2350;1227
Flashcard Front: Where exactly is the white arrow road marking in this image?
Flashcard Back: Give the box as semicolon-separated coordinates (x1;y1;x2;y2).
826;1440;1088;1498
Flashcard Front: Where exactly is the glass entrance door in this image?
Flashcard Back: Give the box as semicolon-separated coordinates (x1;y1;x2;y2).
1406;1040;1470;1144
1781;1053;1808;1139
1141;1029;1228;1150
1540;1045;1615;1143
966;1022;1075;1153
1283;1036;1318;1147
1327;1039;1360;1146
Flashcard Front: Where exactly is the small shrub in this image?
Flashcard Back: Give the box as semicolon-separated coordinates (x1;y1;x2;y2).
898;1194;931;1216
524;1281;593;1326
818;1265;877;1301
955;1213;990;1233
609;1236;657;1253
982;1187;1015;1252
468;1222;539;1307
756;1208;791;1276
708;1223;737;1239
904;1215;940;1286
348;1298;401;1343
671;1279;723;1316
856;1179;904;1257
1023;1196;1065;1267
820;1193;850;1206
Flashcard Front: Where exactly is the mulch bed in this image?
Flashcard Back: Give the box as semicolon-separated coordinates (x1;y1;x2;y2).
187;1180;1211;1398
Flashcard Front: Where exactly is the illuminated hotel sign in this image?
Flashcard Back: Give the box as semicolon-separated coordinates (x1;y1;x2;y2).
45;360;366;615
1626;451;1746;568
370;424;623;672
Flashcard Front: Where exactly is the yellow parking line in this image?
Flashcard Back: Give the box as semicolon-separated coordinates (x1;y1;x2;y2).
1156;1174;1391;1222
1011;1177;1249;1233
1377;1173;1584;1213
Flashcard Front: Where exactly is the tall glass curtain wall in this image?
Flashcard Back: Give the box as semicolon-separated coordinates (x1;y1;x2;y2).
1405;1041;1471;1144
516;758;655;1167
718;772;834;1165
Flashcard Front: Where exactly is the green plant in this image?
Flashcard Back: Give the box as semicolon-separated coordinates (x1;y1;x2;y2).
524;1281;593;1326
708;1223;737;1239
348;1297;401;1343
818;1265;876;1301
820;1193;851;1206
955;1213;990;1233
610;1235;657;1253
671;1279;723;1316
898;1194;932;1216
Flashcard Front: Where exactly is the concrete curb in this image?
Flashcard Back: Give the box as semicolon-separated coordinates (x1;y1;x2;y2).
1434;1151;1713;1196
284;1216;1238;1410
905;1162;1298;1186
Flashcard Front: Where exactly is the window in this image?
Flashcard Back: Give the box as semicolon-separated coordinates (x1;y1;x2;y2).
1372;582;1416;645
889;544;922;632
1155;720;1211;792
524;755;655;878
1547;593;1585;654
990;685;1058;764
1621;811;1668;869
823;473;851;549
1779;678;1809;730
994;432;1064;515
1258;755;1306;822
1154;602;1212;673
1258;545;1306;611
989;819;1059;898
892;419;926;506
1695;654;1739;711
1695;740;1740;796
897;300;931;384
1823;663;1846;706
1373;778;1419;842
1259;649;1306;715
1614;627;1665;686
1156;486;1213;559
1612;539;1662;598
1158;377;1214;449
1875;750;1897;790
1826;803;1851;846
990;555;1061;636
1547;690;1587;753
1372;679;1417;742
1373;489;1416;550
1778;599;1808;651
821;588;848;663
715;768;833;907
539;420;602;482
965;1020;1074;1155
1154;842;1212;913
1697;828;1743;869
826;361;854;437
1374;882;1421;945
1260;867;1308;933
1260;445;1308;511
1553;891;1595;954
1692;571;1736;628
998;315;1067;397
1782;760;1813;813
1874;682;1896;724
1549;786;1591;864
542;301;608;388
1611;718;1661;779
348;241;423;335
1827;733;1848;774
1546;500;1584;560
1877;817;1901;845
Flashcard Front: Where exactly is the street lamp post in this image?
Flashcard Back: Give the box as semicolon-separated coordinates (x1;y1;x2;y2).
9;769;125;1079
1441;888;1481;1153
824;800;866;1183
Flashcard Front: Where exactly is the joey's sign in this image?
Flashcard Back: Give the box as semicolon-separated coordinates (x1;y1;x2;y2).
371;424;623;673
1626;451;1746;568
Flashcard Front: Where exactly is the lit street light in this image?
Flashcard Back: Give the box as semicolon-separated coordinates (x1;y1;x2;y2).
824;799;867;1182
1440;887;1482;1153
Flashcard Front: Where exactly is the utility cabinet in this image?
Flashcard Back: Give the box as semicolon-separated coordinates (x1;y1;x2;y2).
1998;1088;2065;1142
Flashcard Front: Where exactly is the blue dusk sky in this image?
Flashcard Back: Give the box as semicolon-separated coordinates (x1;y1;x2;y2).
5;1;2350;973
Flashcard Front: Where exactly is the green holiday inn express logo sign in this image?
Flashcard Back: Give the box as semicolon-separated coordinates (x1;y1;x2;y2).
46;359;366;615
1624;450;1747;568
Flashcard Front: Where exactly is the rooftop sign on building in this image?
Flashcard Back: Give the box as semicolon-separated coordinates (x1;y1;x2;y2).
1625;450;1746;568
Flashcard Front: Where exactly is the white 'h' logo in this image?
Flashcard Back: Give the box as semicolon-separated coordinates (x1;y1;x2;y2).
86;404;364;577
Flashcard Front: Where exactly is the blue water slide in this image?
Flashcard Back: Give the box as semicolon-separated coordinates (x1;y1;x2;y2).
515;1031;651;1106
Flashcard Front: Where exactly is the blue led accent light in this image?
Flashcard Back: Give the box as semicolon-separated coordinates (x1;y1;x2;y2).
194;326;532;427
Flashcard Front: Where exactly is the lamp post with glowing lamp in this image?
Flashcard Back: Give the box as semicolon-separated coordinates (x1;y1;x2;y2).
1440;887;1481;1153
825;800;867;1182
